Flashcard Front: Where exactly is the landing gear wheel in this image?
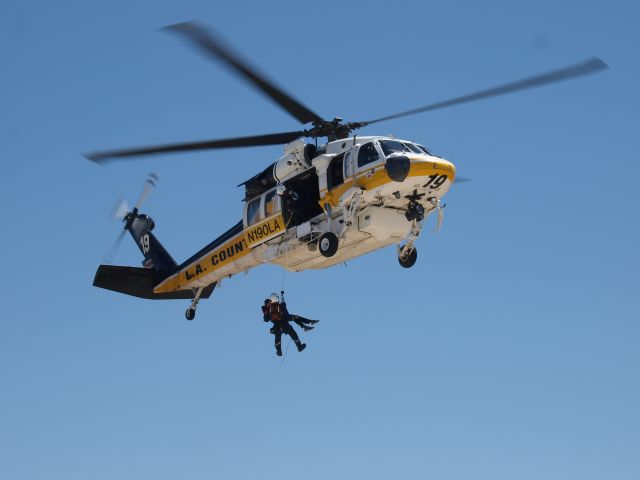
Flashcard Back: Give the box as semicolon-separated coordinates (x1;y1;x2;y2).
398;246;418;268
185;308;196;321
318;232;339;257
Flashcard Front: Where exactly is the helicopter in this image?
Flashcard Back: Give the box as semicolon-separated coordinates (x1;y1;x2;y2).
88;21;607;320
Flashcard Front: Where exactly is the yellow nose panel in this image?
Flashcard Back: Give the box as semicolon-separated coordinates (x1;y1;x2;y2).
320;158;455;208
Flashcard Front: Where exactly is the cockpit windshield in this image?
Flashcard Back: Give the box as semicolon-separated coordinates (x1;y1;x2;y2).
379;140;412;156
402;142;423;154
417;144;432;155
379;139;430;156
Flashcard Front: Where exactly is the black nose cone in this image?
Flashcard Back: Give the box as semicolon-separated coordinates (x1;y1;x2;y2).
385;155;411;182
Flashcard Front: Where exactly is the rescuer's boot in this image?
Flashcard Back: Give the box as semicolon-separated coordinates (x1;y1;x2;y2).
296;342;306;352
275;344;282;356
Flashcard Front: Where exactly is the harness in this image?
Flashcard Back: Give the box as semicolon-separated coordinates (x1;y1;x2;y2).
268;302;284;322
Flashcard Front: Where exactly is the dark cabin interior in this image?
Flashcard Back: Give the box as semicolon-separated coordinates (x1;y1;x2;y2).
282;169;323;227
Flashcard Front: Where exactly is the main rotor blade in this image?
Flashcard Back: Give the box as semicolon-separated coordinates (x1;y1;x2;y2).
85;130;306;163
361;58;608;126
453;176;472;183
164;21;324;125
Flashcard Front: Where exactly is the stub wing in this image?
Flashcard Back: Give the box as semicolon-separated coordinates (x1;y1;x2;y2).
93;265;216;300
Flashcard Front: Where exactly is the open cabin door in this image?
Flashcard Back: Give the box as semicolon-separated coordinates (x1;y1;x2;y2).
281;168;323;228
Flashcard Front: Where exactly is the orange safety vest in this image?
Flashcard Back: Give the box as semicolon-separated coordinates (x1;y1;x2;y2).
267;302;283;321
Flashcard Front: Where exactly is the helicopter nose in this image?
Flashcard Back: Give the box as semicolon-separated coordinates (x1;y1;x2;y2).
385;155;411;182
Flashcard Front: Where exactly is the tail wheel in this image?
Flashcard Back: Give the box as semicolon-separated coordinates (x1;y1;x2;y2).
185;308;196;321
318;232;339;257
398;246;417;268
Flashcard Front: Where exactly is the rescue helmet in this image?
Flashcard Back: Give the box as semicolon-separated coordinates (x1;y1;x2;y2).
269;293;279;303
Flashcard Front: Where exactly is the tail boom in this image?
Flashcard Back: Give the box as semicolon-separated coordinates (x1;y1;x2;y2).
93;265;216;300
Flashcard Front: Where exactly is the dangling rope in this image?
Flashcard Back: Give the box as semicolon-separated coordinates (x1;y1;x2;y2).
268;337;291;382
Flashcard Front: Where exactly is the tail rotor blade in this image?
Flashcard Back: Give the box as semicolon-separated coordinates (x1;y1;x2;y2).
103;230;126;264
135;172;158;210
109;197;130;220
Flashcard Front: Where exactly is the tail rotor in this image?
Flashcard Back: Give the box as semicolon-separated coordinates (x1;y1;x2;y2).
102;173;158;264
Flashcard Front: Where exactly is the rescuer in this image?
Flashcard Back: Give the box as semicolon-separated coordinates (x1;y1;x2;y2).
262;292;318;356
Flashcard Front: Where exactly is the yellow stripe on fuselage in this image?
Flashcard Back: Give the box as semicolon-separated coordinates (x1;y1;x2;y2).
320;157;455;208
153;213;286;293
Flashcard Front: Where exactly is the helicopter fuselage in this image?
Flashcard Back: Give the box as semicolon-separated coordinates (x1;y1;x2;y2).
153;135;455;294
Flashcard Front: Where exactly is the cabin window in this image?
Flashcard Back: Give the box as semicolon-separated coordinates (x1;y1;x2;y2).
264;189;279;217
246;197;262;225
327;154;345;190
357;142;380;167
344;150;353;178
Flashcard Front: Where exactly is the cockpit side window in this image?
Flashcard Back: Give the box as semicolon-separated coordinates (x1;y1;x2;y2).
246;197;262;225
357;142;380;167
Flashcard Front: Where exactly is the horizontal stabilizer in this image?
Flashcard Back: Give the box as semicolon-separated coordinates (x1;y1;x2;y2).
93;265;215;300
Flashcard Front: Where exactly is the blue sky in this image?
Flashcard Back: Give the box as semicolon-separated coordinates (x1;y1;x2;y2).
1;0;638;479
